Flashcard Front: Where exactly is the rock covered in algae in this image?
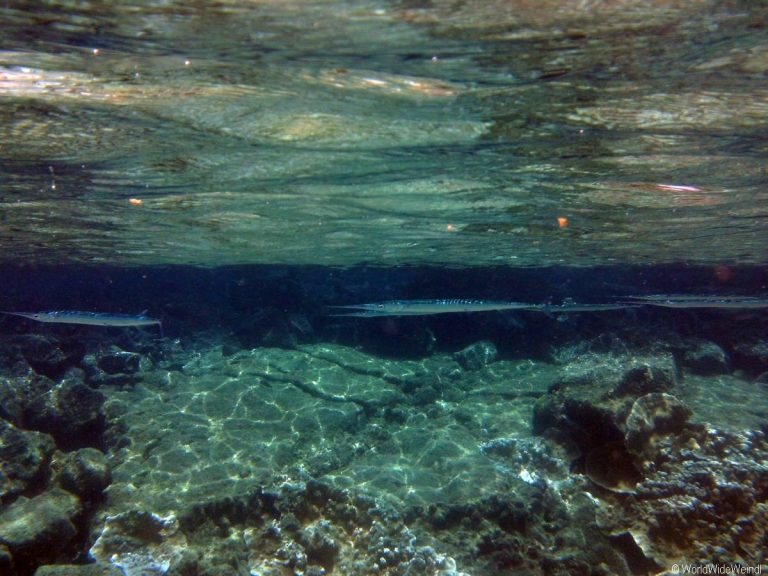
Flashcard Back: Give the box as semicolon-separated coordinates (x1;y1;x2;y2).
0;488;82;570
54;447;111;501
18;335;85;381
732;339;768;375
0;442;113;575
624;392;692;460
596;426;768;568
453;340;498;371
0;366;107;452
89;511;187;576
531;348;768;569
24;376;106;451
0;419;56;501
532;353;679;467
679;337;729;376
84;346;149;388
191;480;471;576
97;349;143;376
87;478;474;576
531;352;694;495
0;402;113;574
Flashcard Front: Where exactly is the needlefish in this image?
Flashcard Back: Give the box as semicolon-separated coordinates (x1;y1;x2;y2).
1;310;163;334
330;299;640;317
626;295;768;309
329;299;537;317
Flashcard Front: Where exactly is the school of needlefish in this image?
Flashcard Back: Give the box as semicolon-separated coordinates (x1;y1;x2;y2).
327;295;768;317
0;295;765;331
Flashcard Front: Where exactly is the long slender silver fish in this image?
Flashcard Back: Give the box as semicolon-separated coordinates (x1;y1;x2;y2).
627;295;768;309
531;302;640;313
328;299;535;317
1;310;163;331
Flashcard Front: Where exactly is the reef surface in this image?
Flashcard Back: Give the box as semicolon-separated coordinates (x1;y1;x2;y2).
0;286;767;575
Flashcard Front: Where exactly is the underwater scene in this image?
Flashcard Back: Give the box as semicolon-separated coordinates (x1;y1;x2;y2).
1;1;767;576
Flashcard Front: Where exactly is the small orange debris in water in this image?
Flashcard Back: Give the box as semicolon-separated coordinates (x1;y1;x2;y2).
446;223;456;232
714;265;733;282
557;217;569;228
129;198;143;206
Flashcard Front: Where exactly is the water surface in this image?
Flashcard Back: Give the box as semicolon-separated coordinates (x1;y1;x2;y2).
1;0;766;267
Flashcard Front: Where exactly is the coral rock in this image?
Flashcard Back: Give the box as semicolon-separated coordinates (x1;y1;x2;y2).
680;338;729;376
25;377;105;451
454;341;498;371
89;511;187;576
0;419;56;501
54;448;111;500
0;488;82;570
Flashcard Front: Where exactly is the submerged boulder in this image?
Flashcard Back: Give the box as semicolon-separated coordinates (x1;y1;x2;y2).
731;339;768;375
24;377;106;451
454;341;498;371
0;376;26;424
0;370;106;451
612;364;675;397
19;335;85;381
596;427;768;569
679;338;729;376
83;347;147;388
0;373;59;428
54;448;111;501
533;349;768;568
97;350;142;376
534;355;676;452
624;393;692;460
0;488;82;572
89;511;187;576
533;353;690;493
0;419;56;502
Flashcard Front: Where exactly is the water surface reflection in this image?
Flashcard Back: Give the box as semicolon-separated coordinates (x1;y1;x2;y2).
0;0;765;266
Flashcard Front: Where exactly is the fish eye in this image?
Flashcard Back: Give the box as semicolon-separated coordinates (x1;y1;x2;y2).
377;304;384;309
